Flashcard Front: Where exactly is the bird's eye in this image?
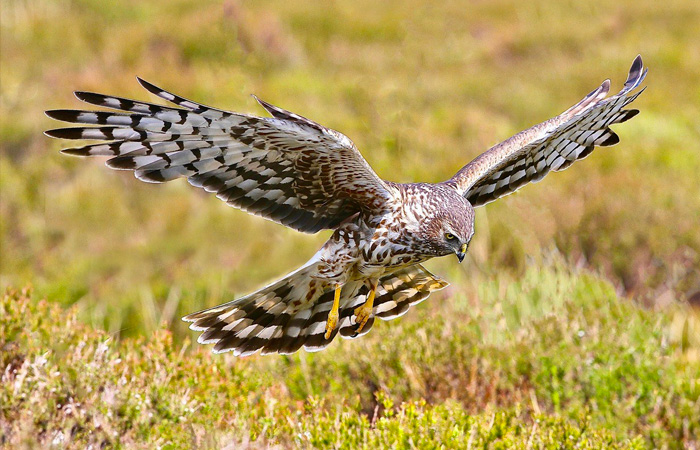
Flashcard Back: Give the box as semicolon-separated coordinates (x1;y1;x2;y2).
444;233;455;241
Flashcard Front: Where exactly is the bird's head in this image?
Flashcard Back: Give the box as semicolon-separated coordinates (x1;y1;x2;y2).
418;187;475;263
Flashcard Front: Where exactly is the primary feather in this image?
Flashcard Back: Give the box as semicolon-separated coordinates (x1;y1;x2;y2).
447;55;647;206
46;79;392;233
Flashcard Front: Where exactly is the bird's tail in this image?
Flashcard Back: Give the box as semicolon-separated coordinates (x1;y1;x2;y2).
183;263;448;356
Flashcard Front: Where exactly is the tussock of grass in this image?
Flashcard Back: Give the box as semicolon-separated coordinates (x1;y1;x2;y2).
2;262;699;448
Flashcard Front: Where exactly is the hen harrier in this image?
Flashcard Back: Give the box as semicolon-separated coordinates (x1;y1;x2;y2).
45;56;647;356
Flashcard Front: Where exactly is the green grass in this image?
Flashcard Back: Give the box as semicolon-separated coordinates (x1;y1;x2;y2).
1;0;700;448
3;263;699;448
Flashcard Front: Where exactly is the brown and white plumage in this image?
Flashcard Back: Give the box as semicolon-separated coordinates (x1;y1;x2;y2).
448;55;647;205
46;79;391;233
45;56;647;356
185;262;447;356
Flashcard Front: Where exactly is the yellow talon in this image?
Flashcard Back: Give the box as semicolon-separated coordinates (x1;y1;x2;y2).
354;281;377;333
325;285;342;339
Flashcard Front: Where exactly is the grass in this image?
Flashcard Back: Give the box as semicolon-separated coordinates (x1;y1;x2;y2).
3;262;699;448
1;0;700;448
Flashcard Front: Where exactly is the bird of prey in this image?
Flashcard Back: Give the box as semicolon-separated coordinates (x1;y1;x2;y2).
45;56;647;356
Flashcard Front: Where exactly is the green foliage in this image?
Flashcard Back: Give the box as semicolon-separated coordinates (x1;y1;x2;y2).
2;262;699;447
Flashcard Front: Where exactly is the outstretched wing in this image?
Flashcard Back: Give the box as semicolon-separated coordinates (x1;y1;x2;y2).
45;79;393;233
446;55;647;207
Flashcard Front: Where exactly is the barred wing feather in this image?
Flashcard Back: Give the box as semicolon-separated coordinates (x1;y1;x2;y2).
182;263;448;356
45;79;393;233
448;55;647;207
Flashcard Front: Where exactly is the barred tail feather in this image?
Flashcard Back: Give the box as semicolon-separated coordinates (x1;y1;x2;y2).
183;264;448;356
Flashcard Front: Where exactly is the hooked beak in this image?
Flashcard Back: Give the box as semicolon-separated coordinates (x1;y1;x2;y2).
456;243;467;263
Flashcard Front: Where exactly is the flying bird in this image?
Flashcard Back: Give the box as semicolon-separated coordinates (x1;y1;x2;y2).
45;56;647;356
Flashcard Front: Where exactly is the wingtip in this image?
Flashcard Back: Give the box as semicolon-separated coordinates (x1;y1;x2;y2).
252;95;285;118
45;109;79;122
624;54;646;89
135;76;151;89
252;94;272;109
597;79;611;98
620;109;640;123
74;91;99;103
600;132;620;146
105;155;137;170
45;127;87;141
44;128;67;139
136;76;160;95
631;54;643;72
60;147;89;156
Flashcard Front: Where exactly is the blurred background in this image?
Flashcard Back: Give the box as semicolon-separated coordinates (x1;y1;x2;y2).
2;0;698;338
2;0;700;446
